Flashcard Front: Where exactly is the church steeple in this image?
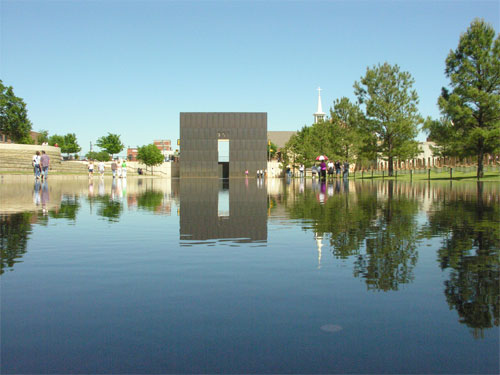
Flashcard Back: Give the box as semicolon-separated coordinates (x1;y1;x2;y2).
313;87;326;123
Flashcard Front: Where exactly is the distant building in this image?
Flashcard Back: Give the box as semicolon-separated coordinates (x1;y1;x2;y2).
0;131;42;144
127;140;173;161
127;147;138;161
153;139;173;160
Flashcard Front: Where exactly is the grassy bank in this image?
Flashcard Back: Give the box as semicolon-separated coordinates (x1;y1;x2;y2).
351;169;500;182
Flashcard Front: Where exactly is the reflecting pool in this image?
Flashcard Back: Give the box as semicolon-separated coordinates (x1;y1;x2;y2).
1;176;499;374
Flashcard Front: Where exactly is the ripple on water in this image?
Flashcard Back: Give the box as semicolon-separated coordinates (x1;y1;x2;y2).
320;324;343;333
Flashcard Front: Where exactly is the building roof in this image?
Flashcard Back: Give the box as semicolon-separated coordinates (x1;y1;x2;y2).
267;131;297;149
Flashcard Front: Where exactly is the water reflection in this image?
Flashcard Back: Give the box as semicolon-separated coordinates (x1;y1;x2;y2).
0;212;33;274
422;182;499;337
0;176;498;339
278;179;499;335
179;179;267;245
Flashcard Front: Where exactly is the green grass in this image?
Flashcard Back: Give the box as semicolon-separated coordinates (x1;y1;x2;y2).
352;169;500;182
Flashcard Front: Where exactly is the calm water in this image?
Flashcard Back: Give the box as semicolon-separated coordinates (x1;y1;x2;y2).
1;176;499;374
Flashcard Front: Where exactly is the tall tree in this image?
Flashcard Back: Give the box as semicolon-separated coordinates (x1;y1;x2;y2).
330;97;365;163
426;19;500;178
354;63;422;176
62;133;81;156
137;144;164;174
96;133;124;158
0;80;33;143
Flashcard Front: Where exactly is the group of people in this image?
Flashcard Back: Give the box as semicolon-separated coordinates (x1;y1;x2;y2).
244;169;267;178
32;150;50;180
302;160;350;180
87;159;128;178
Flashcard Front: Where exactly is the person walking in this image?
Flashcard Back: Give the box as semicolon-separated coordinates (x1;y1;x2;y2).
111;160;118;178
32;151;41;179
320;160;327;181
40;150;50;180
117;159;122;178
299;164;304;178
121;159;127;178
88;160;94;178
98;161;105;177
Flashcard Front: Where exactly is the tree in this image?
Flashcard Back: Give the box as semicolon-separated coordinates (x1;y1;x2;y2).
62;133;81;156
425;19;500;178
48;133;81;156
96;133;124;158
37;130;49;144
330;97;365;163
267;140;278;160
48;134;65;147
137;144;164;174
354;63;423;176
0;80;33;143
85;150;110;162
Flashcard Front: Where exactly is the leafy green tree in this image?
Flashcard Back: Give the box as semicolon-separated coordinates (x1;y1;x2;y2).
96;133;124;158
0;80;33;143
37;130;49;144
137;144;164;174
267;141;278;160
330;97;365;163
425;19;500;178
85;150;110;161
354;62;423;176
62;133;81;156
48;134;65;147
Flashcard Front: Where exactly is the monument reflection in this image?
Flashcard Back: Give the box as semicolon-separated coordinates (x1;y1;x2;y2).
179;178;267;244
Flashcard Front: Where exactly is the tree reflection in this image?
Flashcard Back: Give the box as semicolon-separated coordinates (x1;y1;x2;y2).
0;213;33;274
49;195;80;221
286;181;419;291
137;190;164;212
423;184;500;337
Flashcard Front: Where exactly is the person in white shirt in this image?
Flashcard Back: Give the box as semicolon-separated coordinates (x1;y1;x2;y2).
98;161;105;177
32;151;41;179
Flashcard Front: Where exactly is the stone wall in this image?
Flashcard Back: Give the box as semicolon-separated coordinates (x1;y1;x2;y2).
0;143;63;172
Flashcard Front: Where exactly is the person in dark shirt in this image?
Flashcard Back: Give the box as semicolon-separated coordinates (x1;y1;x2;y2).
343;161;350;179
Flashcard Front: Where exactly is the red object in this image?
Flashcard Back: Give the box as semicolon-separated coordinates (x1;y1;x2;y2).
316;155;328;161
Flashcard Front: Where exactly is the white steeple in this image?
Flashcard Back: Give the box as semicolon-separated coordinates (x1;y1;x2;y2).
314;87;326;123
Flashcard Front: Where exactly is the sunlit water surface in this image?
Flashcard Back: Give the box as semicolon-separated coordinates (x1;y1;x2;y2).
1;176;498;374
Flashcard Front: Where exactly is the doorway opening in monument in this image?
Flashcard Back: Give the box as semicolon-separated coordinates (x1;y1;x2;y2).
218;139;229;162
218;139;230;179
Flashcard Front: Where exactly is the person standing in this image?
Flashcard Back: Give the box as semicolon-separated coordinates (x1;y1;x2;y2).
320;160;327;180
327;160;334;179
111;160;118;178
299;164;304;178
40;150;50;180
335;160;341;177
98;161;105;178
343;160;350;179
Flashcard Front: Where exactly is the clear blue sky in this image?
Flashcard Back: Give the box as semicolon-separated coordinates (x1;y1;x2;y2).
1;0;499;155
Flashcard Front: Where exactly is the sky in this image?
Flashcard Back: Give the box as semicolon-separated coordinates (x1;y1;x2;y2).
1;0;499;155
